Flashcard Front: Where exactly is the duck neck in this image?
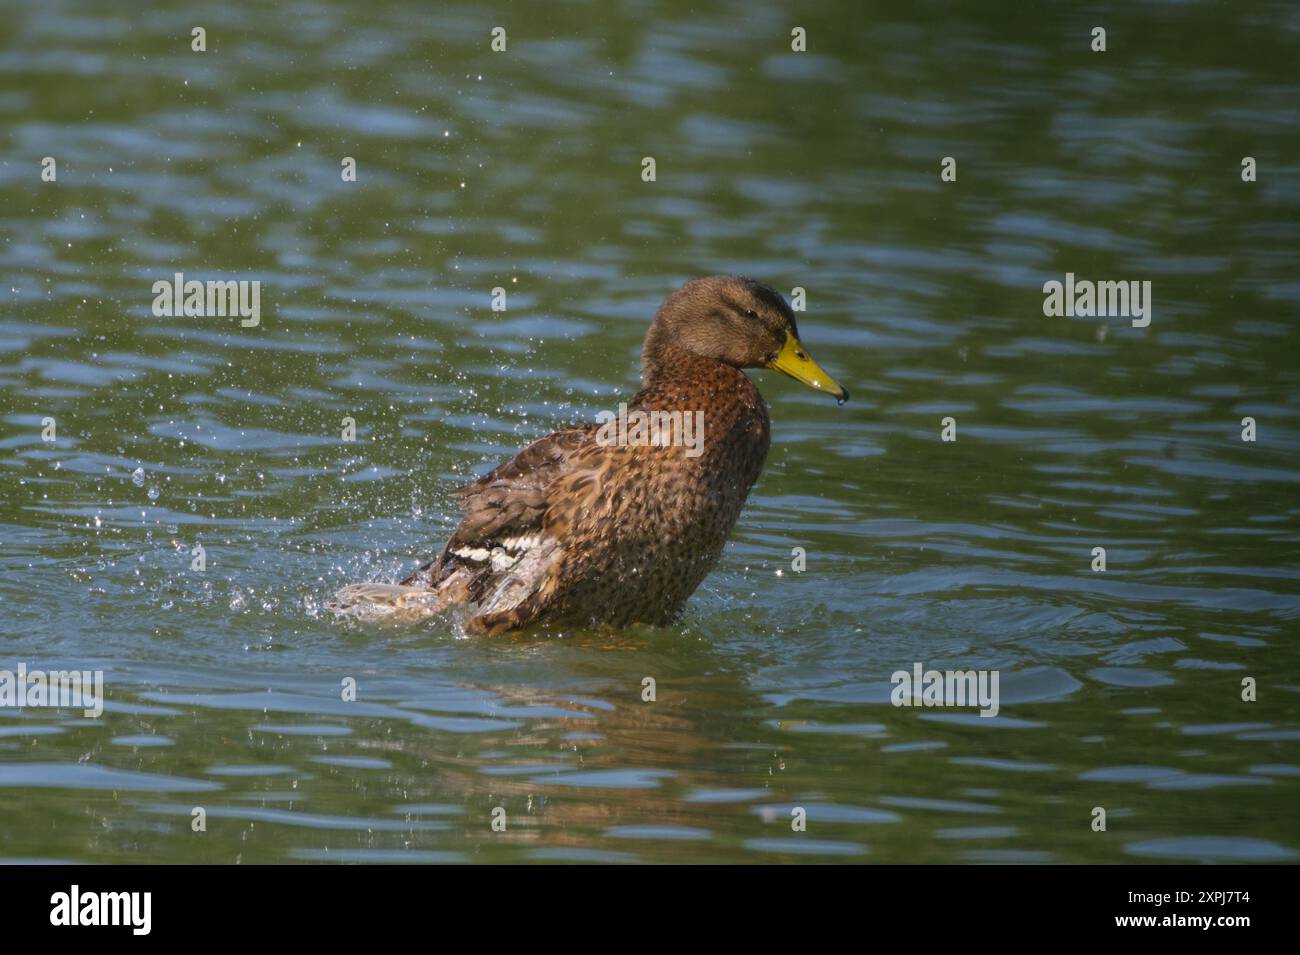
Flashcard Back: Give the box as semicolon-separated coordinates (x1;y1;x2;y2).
642;340;727;389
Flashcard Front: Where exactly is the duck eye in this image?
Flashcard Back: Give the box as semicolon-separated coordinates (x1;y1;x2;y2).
744;308;758;319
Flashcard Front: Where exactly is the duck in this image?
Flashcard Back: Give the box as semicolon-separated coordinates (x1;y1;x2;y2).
326;276;847;633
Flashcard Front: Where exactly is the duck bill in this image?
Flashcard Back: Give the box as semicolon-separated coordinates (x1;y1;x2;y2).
767;330;848;402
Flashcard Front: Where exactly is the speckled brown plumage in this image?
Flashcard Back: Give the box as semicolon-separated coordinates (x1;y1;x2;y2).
326;276;846;633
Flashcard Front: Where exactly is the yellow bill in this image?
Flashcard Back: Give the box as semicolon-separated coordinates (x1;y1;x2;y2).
767;330;848;402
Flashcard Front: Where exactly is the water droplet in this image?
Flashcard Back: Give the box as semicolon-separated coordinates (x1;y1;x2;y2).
131;467;145;486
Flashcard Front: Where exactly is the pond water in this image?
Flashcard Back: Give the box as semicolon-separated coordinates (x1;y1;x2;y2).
1;0;1298;863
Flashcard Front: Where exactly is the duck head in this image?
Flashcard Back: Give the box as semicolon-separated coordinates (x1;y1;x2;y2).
642;275;848;403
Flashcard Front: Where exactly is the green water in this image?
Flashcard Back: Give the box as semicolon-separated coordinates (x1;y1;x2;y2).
1;0;1298;863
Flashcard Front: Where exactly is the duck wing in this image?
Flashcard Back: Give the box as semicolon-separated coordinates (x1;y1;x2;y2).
400;424;602;631
322;581;451;621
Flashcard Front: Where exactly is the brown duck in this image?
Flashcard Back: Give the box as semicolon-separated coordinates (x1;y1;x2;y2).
327;276;847;632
